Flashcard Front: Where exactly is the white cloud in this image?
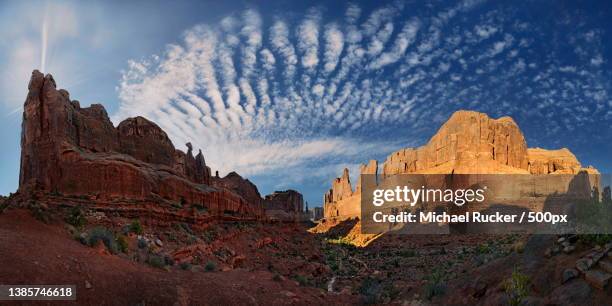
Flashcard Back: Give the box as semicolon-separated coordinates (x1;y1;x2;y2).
323;23;344;73
297;9;321;69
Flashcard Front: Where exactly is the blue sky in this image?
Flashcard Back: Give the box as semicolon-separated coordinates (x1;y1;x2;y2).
1;0;610;206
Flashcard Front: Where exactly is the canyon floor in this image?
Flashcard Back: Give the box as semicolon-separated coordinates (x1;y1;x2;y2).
0;203;610;305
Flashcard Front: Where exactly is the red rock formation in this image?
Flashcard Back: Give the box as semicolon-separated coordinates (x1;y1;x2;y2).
264;190;304;212
212;172;263;207
263;190;307;222
18;70;262;220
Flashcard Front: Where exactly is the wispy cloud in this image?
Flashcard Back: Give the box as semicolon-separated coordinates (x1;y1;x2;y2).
113;1;611;194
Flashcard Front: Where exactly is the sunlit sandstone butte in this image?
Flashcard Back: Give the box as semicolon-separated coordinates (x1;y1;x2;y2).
323;110;599;220
18;70;305;223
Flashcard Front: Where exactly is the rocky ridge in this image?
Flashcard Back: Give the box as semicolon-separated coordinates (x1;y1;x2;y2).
323;110;599;219
16;70;303;223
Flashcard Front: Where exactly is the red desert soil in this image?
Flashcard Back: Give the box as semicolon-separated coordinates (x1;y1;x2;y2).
0;209;355;306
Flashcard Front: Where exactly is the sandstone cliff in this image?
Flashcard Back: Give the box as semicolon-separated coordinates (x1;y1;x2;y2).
382;110;597;176
323;110;599;219
19;70;262;220
263;190;308;222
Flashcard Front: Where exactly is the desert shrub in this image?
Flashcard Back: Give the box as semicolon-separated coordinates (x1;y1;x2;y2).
147;254;165;269
293;274;309;286
164;255;175;266
29;203;50;223
579;234;612;246
325;237;354;247
359;277;384;304
204;261;217;272
137;237;148;249
130;220;143;234
65;206;87;228
87;226;118;254
272;274;282;282
423;269;446;300
505;268;530;306
116;235;128;253
180;262;192;270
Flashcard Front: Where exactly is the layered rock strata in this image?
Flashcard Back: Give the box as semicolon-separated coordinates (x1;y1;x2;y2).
324;110;599;219
19;70;263;219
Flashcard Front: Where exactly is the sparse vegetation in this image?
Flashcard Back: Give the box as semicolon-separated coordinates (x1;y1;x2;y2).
505;268;530;306
130;220;143;234
87;226;118;254
293;274;309;286
29;202;50;223
65;206;87;228
180;262;192;270
579;234;612;246
358;277;396;304
204;261;217;272
116;235;129;253
423;269;446;300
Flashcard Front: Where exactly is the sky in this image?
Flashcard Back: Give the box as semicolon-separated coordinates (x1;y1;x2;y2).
1;0;611;206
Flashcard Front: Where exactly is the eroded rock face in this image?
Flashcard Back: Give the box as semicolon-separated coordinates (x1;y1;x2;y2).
383;110;531;176
527;148;595;174
324;168;353;206
18;70;261;220
322;110;599;219
117;117;175;167
355;160;378;193
381;110;596;176
213;172;263;207
264;190;304;212
263;190;307;222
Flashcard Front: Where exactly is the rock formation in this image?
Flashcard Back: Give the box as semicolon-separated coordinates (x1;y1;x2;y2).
212;172;263;207
263;190;308;222
527;148;597;175
323;110;599;219
382;110;597;176
355;160;378;193
323;168;353;205
18;70;262;220
264;190;304;212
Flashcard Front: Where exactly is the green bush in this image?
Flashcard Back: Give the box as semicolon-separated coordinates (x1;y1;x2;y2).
180;262;192;270
505;268;530;306
359;277;383;304
293;274;308;286
204;261;217;272
65;206;87;228
130;220;143;234
423;269;446;300
116;235;129;253
87;227;118;254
